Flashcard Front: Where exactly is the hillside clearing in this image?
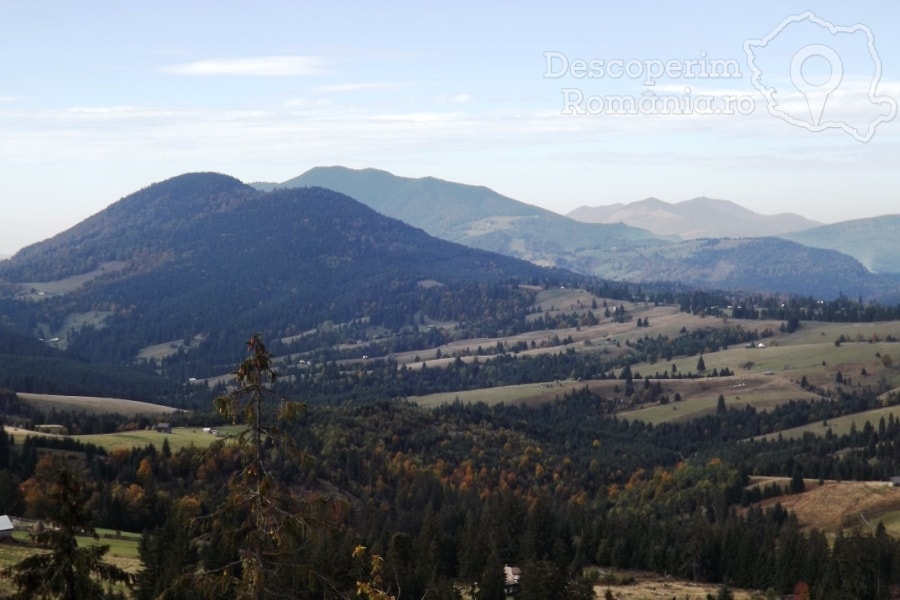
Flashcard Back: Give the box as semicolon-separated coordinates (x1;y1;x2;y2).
76;427;223;452
591;571;758;599
757;480;900;537
17;393;178;416
17;261;128;297
754;404;900;441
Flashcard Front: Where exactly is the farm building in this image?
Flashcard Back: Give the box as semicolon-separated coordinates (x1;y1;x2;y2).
0;515;14;538
155;423;173;434
35;424;68;435
504;565;521;595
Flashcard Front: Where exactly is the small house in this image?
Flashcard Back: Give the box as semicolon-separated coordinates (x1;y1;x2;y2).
0;515;14;539
890;476;900;487
155;423;173;434
504;564;521;595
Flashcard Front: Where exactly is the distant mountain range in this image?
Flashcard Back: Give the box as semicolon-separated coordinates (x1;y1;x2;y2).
3;169;898;372
255;167;900;299
3;170;896;400
567;197;821;239
254;167;669;273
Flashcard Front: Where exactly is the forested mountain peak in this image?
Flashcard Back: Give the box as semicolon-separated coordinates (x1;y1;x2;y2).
0;180;563;371
0;173;258;282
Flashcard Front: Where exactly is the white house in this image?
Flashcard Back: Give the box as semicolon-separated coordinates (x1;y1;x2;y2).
0;515;14;538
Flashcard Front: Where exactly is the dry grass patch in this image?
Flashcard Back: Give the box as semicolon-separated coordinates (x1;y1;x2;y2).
758;481;900;536
18;393;178;416
593;570;758;599
414;379;594;409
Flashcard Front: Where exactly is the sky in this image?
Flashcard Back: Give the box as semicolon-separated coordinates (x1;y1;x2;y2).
1;1;899;255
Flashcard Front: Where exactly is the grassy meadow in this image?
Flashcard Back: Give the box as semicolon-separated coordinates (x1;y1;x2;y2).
413;302;900;433
0;527;141;596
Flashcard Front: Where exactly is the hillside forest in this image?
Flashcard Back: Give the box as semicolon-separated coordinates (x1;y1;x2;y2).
3;286;900;599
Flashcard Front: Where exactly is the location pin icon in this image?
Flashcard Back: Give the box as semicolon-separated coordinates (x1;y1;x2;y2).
790;44;843;126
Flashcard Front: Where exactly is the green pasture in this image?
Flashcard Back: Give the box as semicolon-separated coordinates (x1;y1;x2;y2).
619;382;821;426
755;404;900;442
76;427;223;452
0;527;142;595
5;426;236;453
414;380;587;409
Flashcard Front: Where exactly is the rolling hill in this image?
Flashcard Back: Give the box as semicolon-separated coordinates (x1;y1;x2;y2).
605;237;900;301
779;215;900;275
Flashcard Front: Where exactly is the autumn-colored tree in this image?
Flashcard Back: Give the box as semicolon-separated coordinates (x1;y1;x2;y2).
792;581;810;600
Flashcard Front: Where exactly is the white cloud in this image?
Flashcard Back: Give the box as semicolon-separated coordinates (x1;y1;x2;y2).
160;55;328;77
283;96;334;108
312;82;401;93
435;93;472;104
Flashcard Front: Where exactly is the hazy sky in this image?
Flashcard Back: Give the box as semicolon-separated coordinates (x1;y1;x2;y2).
1;1;898;255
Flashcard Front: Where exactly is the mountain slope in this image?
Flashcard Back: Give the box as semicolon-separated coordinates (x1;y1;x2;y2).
253;166;671;268
779;215;900;275
4;173;257;282
0;324;185;402
608;237;898;300
568;197;821;239
0;174;566;370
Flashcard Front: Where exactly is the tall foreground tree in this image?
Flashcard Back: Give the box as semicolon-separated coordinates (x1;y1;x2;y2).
168;334;321;599
1;454;134;599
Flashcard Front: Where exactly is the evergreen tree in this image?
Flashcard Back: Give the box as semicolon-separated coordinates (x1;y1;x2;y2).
1;455;133;599
166;334;319;599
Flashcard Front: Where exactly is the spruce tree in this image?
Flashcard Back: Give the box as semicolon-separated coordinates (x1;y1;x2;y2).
1;455;134;599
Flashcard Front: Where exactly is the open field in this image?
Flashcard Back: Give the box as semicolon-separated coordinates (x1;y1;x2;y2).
3;425;226;452
619;376;822;425
76;427;223;452
591;570;759;600
18;261;128;296
756;480;900;537
18;393;178;416
137;333;208;363
0;527;141;596
414;371;823;426
395;301;712;368
755;404;900;442
414;378;591;408
412;308;900;430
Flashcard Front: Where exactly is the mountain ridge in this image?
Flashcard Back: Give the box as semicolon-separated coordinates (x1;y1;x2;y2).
254;167;898;299
568;196;822;239
779;215;900;275
252;166;671;269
